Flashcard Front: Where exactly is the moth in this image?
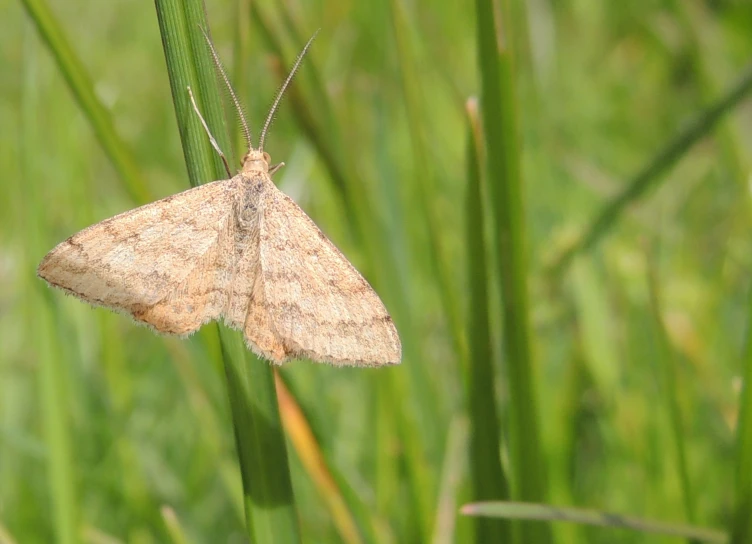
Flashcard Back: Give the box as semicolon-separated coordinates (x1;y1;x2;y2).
37;31;401;367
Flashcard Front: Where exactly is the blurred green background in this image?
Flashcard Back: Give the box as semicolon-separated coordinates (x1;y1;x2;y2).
2;0;752;542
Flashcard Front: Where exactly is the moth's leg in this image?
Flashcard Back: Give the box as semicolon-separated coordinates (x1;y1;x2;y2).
187;86;232;177
269;162;285;176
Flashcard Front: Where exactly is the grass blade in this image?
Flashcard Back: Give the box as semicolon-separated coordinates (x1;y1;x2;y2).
730;285;752;544
19;0;152;204
154;0;229;188
464;97;512;542
474;0;551;541
549;62;752;277
153;1;300;541
646;252;697;528
461;501;726;543
20;22;79;544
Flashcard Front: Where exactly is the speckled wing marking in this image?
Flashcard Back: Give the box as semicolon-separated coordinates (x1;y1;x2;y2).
37;178;240;335
257;183;402;366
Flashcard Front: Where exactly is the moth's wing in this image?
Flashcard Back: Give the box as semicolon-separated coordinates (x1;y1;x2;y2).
38;178;240;335
256;186;401;366
238;252;290;363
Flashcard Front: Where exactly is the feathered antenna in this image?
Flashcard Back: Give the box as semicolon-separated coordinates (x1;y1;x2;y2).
259;30;319;152
199;26;253;150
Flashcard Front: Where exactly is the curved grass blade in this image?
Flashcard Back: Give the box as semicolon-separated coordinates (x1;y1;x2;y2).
153;1;300;542
20;0;152;205
461;501;726;543
670;0;747;187
549;62;752;277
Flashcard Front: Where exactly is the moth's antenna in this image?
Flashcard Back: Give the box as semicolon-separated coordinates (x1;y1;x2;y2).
259;30;319;152
199;26;253;150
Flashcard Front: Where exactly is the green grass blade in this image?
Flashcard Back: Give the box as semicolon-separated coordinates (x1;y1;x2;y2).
474;0;551;541
154;0;228;187
35;303;77;544
669;0;747;187
153;1;300;541
729;286;752;544
461;501;726;543
20;23;79;544
646;255;697;528
464;98;512;542
19;0;152;204
220;336;300;542
550;62;752;277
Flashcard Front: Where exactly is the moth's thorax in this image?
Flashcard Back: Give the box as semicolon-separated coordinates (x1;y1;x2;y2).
241;148;271;175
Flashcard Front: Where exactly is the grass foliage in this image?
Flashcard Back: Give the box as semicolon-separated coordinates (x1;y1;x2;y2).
2;0;752;542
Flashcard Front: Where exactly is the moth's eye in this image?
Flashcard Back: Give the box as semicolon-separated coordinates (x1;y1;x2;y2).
262;152;271;163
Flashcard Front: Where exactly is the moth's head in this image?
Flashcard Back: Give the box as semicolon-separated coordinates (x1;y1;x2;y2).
241;148;271;175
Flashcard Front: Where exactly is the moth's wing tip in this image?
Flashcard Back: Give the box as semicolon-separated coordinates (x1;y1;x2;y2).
37;237;78;283
36;248;54;276
36;253;61;284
